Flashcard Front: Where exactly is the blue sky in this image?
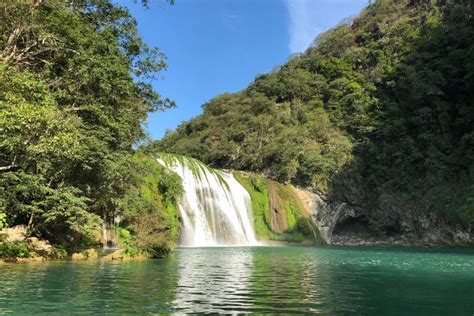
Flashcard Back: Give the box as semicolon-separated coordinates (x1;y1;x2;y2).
119;0;368;140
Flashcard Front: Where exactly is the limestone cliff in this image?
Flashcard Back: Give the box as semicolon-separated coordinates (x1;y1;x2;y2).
295;188;473;246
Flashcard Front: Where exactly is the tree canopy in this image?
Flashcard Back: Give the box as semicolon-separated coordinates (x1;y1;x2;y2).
0;0;181;255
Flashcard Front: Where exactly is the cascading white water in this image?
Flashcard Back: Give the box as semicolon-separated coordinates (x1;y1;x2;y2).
102;212;118;249
158;155;257;247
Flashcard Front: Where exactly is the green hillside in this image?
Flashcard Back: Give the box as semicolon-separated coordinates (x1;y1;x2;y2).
156;0;474;235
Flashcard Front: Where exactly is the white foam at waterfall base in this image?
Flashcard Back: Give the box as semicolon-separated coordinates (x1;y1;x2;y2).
158;156;258;247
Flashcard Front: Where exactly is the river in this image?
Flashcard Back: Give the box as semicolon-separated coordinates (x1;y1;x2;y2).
1;246;473;314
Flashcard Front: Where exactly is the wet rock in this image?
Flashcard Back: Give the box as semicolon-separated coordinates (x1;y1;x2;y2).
103;249;124;260
122;254;148;261
15;256;45;263
71;248;98;260
85;248;98;259
267;181;289;233
71;252;86;260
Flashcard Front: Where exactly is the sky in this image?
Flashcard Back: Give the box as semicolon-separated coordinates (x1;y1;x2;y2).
119;0;368;140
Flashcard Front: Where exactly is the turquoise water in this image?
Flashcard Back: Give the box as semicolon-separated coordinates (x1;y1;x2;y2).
0;246;473;314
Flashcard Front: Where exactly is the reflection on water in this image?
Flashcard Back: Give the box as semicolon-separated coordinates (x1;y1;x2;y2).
173;248;254;313
0;247;473;314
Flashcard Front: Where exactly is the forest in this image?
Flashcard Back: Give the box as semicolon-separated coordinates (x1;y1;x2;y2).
1;0;473;259
0;0;181;257
157;0;474;235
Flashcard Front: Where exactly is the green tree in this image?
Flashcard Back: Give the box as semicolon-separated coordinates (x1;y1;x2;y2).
0;0;181;254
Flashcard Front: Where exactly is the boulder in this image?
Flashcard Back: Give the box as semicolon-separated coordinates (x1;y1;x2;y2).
25;237;56;257
0;225;27;242
71;252;86;260
71;248;98;260
16;256;45;263
102;249;124;260
85;248;98;258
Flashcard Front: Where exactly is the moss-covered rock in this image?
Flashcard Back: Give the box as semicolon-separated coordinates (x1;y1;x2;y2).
234;172;322;244
117;154;183;257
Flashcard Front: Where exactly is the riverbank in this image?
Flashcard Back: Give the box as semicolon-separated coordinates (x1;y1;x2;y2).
0;225;152;263
3;239;472;264
0;248;150;264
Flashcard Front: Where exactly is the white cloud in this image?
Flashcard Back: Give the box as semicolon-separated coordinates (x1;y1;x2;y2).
286;0;322;53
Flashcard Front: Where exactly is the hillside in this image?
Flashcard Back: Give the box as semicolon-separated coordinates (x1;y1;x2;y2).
155;0;474;241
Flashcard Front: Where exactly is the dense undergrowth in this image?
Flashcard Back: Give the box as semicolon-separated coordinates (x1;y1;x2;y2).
0;241;30;259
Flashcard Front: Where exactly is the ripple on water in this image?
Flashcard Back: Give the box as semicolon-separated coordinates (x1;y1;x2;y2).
0;246;473;314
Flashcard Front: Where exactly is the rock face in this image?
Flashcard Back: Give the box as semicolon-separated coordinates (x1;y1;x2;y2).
25;237;57;258
294;188;355;244
267;181;289;234
0;225;63;260
294;187;473;246
0;225;27;242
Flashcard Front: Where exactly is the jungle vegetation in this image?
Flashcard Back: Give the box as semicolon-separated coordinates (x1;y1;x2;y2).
156;0;474;234
0;0;181;256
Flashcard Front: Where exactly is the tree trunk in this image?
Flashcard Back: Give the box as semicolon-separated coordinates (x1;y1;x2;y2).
27;213;34;228
0;164;19;172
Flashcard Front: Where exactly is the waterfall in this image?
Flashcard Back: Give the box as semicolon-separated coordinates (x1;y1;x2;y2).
158;154;257;247
102;212;118;249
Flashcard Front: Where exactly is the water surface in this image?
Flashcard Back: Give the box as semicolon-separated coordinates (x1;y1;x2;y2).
1;246;473;314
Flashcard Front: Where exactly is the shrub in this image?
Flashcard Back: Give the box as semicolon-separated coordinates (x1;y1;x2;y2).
117;227;141;257
0;241;30;259
0;211;6;229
